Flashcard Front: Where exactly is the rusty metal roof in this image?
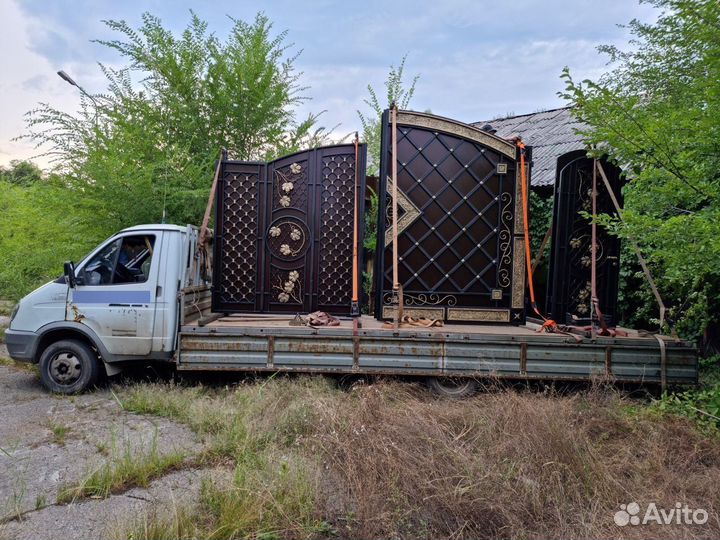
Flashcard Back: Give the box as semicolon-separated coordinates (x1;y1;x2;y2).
473;107;587;187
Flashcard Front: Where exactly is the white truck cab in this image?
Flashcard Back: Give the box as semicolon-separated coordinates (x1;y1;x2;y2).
6;224;205;393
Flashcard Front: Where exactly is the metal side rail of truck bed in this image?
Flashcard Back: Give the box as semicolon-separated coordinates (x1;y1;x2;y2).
177;315;698;386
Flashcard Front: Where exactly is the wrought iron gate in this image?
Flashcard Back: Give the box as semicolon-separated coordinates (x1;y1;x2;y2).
546;152;623;324
213;144;366;315
374;110;528;324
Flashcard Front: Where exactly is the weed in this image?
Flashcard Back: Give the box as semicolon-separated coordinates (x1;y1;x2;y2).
200;453;327;540
95;441;110;456
0;357;37;374
109;505;199;540
48;421;70;446
652;355;720;432
7;477;27;522
57;434;186;503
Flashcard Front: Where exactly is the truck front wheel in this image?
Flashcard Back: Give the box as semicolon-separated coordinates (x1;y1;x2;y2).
39;339;101;394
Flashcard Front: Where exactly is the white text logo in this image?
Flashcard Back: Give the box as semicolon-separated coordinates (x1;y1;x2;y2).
614;502;708;526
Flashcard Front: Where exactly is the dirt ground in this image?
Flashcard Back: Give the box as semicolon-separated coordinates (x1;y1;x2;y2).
0;349;207;540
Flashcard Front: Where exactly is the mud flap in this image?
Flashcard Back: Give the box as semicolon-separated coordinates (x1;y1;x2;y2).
103;361;123;377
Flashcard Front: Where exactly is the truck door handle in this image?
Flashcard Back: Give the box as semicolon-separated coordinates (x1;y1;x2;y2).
156;286;162;298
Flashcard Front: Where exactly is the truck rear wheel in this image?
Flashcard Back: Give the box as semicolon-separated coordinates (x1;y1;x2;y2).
426;376;478;398
39;339;101;394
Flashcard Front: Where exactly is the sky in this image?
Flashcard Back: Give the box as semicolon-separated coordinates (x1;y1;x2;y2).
0;0;658;168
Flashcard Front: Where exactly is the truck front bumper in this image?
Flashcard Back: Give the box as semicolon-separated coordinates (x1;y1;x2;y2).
4;329;39;362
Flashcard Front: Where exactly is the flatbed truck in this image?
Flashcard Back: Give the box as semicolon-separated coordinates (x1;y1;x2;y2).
5;224;698;395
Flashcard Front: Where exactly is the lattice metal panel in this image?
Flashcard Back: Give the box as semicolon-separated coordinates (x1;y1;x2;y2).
217;169;259;306
213;145;366;315
374;110;528;324
317;153;356;309
547;152;623;325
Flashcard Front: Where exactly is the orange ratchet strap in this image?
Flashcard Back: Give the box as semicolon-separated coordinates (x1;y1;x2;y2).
516;140;558;334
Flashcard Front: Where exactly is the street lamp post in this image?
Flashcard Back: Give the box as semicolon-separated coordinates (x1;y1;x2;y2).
57;70;99;126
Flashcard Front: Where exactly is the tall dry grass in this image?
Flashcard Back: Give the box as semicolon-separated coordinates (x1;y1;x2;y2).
314;382;720;539
116;378;720;539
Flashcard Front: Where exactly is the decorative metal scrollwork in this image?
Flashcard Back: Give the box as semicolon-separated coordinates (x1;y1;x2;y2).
547;152;623;324
214;144;366;315
266;217;310;260
497;192;514;288
274;270;302;304
383;292;457;307
274;162;303;208
383;176;421;246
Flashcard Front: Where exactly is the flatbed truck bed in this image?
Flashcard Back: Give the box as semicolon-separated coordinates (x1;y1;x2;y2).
178;313;698;386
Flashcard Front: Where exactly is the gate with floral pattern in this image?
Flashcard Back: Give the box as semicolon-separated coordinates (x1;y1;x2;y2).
213;144;367;315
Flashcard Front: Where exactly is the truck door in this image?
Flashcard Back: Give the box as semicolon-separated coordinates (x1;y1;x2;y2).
68;232;160;356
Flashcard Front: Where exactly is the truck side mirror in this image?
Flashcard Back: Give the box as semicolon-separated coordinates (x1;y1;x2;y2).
63;261;77;288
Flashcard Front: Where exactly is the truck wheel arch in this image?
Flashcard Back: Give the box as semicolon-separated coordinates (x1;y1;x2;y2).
35;323;120;376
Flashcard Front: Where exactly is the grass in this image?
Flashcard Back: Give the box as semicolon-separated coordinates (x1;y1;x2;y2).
1;299;15;342
200;454;331;539
48;421;70;446
57;434;187;504
109;506;199;540
0;356;37;374
118;377;333;463
34;495;46;511
110;376;720;540
652;355;720;432
114;378;339;539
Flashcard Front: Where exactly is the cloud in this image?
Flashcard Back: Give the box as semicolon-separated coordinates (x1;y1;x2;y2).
0;0;120;167
1;0;659;168
21;74;50;92
0;0;76;165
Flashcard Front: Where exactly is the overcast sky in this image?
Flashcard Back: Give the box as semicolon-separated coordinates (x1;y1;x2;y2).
0;0;658;168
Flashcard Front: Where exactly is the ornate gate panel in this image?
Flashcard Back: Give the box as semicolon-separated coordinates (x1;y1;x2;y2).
374;111;528;324
546;152;623;325
213;144;366;315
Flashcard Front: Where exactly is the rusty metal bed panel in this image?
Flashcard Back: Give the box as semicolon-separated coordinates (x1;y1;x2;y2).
374;110;530;324
177;322;697;384
213;144;366;315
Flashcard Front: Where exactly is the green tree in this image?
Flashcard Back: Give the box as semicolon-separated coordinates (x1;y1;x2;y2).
0;179;97;299
357;55;419;177
357;56;419;258
2;12;332;299
0;160;43;186
21;12;332;234
560;0;720;340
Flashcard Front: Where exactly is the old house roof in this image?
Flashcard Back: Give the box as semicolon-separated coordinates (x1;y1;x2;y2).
473;107;587;187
